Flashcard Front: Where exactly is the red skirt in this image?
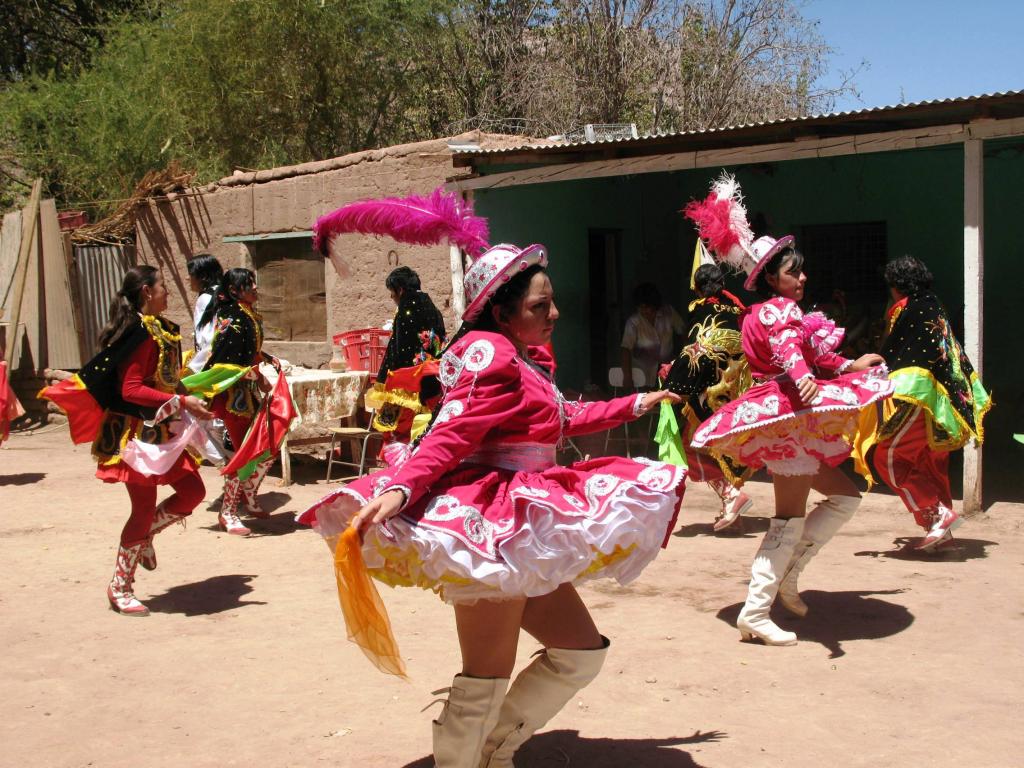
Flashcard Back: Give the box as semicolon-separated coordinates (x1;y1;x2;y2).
93;411;201;486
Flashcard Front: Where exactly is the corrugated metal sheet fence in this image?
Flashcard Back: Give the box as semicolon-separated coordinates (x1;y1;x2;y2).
75;244;131;357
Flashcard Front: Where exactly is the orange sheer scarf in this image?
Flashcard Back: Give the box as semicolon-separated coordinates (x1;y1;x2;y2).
333;526;408;679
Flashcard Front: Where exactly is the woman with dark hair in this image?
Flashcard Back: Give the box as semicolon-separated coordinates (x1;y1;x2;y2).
185;253;224;374
663;263;754;531
684;175;892;645
198;267;274;535
41;265;213;615
300;243;686;767
694;237;891;644
620;281;684;389
863;255;990;549
372;265;447;442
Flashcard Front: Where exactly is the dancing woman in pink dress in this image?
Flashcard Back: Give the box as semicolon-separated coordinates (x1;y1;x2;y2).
301;227;686;767
684;175;893;646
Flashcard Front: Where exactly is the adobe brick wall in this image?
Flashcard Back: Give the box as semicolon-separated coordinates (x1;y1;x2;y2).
135;131;526;368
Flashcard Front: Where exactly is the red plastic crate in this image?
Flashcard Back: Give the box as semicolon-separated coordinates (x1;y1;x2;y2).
57;210;89;231
332;328;391;372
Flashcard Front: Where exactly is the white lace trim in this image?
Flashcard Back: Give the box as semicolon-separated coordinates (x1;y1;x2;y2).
691;373;895;448
632;393;647;417
302;464;685;604
764;455;821;476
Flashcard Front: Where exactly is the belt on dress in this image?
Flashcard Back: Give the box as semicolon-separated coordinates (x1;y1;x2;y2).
462;442;557;473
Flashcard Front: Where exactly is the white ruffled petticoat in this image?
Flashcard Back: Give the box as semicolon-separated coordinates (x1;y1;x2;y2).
299;452;686;604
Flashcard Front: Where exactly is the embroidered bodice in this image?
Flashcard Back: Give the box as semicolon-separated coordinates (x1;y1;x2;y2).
741;297;850;383
206;301;263;369
378;331;642;509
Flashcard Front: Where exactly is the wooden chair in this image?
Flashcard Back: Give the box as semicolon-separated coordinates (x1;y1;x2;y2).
326;403;384;482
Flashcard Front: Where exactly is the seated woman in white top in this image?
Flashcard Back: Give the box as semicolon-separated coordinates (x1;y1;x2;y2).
620;282;684;389
185;254;224;374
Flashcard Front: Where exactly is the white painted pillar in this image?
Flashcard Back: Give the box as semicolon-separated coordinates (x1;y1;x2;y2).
962;138;984;515
448;189;473;325
449;243;466;322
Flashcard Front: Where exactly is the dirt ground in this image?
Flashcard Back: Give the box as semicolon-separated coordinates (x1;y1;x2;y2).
2;425;1022;768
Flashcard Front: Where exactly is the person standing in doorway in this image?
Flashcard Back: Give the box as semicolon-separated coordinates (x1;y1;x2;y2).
620;282;684;390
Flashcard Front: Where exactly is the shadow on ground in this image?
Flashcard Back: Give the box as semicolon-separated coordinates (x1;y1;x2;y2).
145;574;266;616
854;537;997;562
716;589;914;659
400;729;723;767
0;472;46;486
674;516;769;539
200;492;301;537
247;508;305;537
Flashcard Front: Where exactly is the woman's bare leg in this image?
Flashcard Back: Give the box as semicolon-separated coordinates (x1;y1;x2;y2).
772;473;814;518
777;463;863;618
434;600;524;767
735;472;812;644
452;583;601;677
811;462;861;499
520;582;602;650
454;598;527;678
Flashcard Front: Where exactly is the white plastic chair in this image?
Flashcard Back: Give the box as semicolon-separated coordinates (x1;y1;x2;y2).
603;367;646;458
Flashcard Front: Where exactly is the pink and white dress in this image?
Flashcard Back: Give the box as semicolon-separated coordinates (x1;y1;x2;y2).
690;297;893;476
299;331;686;604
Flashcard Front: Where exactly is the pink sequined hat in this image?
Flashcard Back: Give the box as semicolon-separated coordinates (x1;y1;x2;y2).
744;234;796;291
462;243;548;322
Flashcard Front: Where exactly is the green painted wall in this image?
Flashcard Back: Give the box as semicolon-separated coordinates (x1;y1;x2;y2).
477;173;695;391
978;137;1024;498
474;139;1024;500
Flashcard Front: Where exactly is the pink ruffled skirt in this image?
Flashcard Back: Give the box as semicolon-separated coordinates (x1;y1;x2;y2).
298;451;686;604
691;366;893;476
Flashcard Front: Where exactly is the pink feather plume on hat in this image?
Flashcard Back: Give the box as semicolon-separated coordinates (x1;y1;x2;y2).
313;187;490;256
681;172;754;272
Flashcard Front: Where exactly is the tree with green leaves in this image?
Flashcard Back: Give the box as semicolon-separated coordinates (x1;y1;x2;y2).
0;0;151;82
2;0;451;211
0;0;855;216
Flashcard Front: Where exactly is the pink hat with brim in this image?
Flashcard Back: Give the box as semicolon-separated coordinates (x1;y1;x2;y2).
462;243;548;322
743;235;795;291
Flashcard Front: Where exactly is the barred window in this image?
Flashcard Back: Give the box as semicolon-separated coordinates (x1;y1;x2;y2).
799;221;888;356
800;221;887;305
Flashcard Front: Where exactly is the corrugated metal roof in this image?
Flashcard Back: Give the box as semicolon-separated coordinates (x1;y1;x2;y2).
453;90;1024;160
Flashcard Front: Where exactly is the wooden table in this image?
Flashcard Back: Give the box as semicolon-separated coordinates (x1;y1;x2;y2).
261;366;369;486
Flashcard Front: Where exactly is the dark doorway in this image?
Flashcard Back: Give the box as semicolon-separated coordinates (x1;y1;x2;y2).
588;229;624;388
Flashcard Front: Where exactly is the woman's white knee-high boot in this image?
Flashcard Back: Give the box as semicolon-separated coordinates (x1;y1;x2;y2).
778;495;860;617
737;518;804;645
431;675;508;768
479;638;609;768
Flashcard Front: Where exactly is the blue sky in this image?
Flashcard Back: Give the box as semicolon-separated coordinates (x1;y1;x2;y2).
807;0;1024;112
